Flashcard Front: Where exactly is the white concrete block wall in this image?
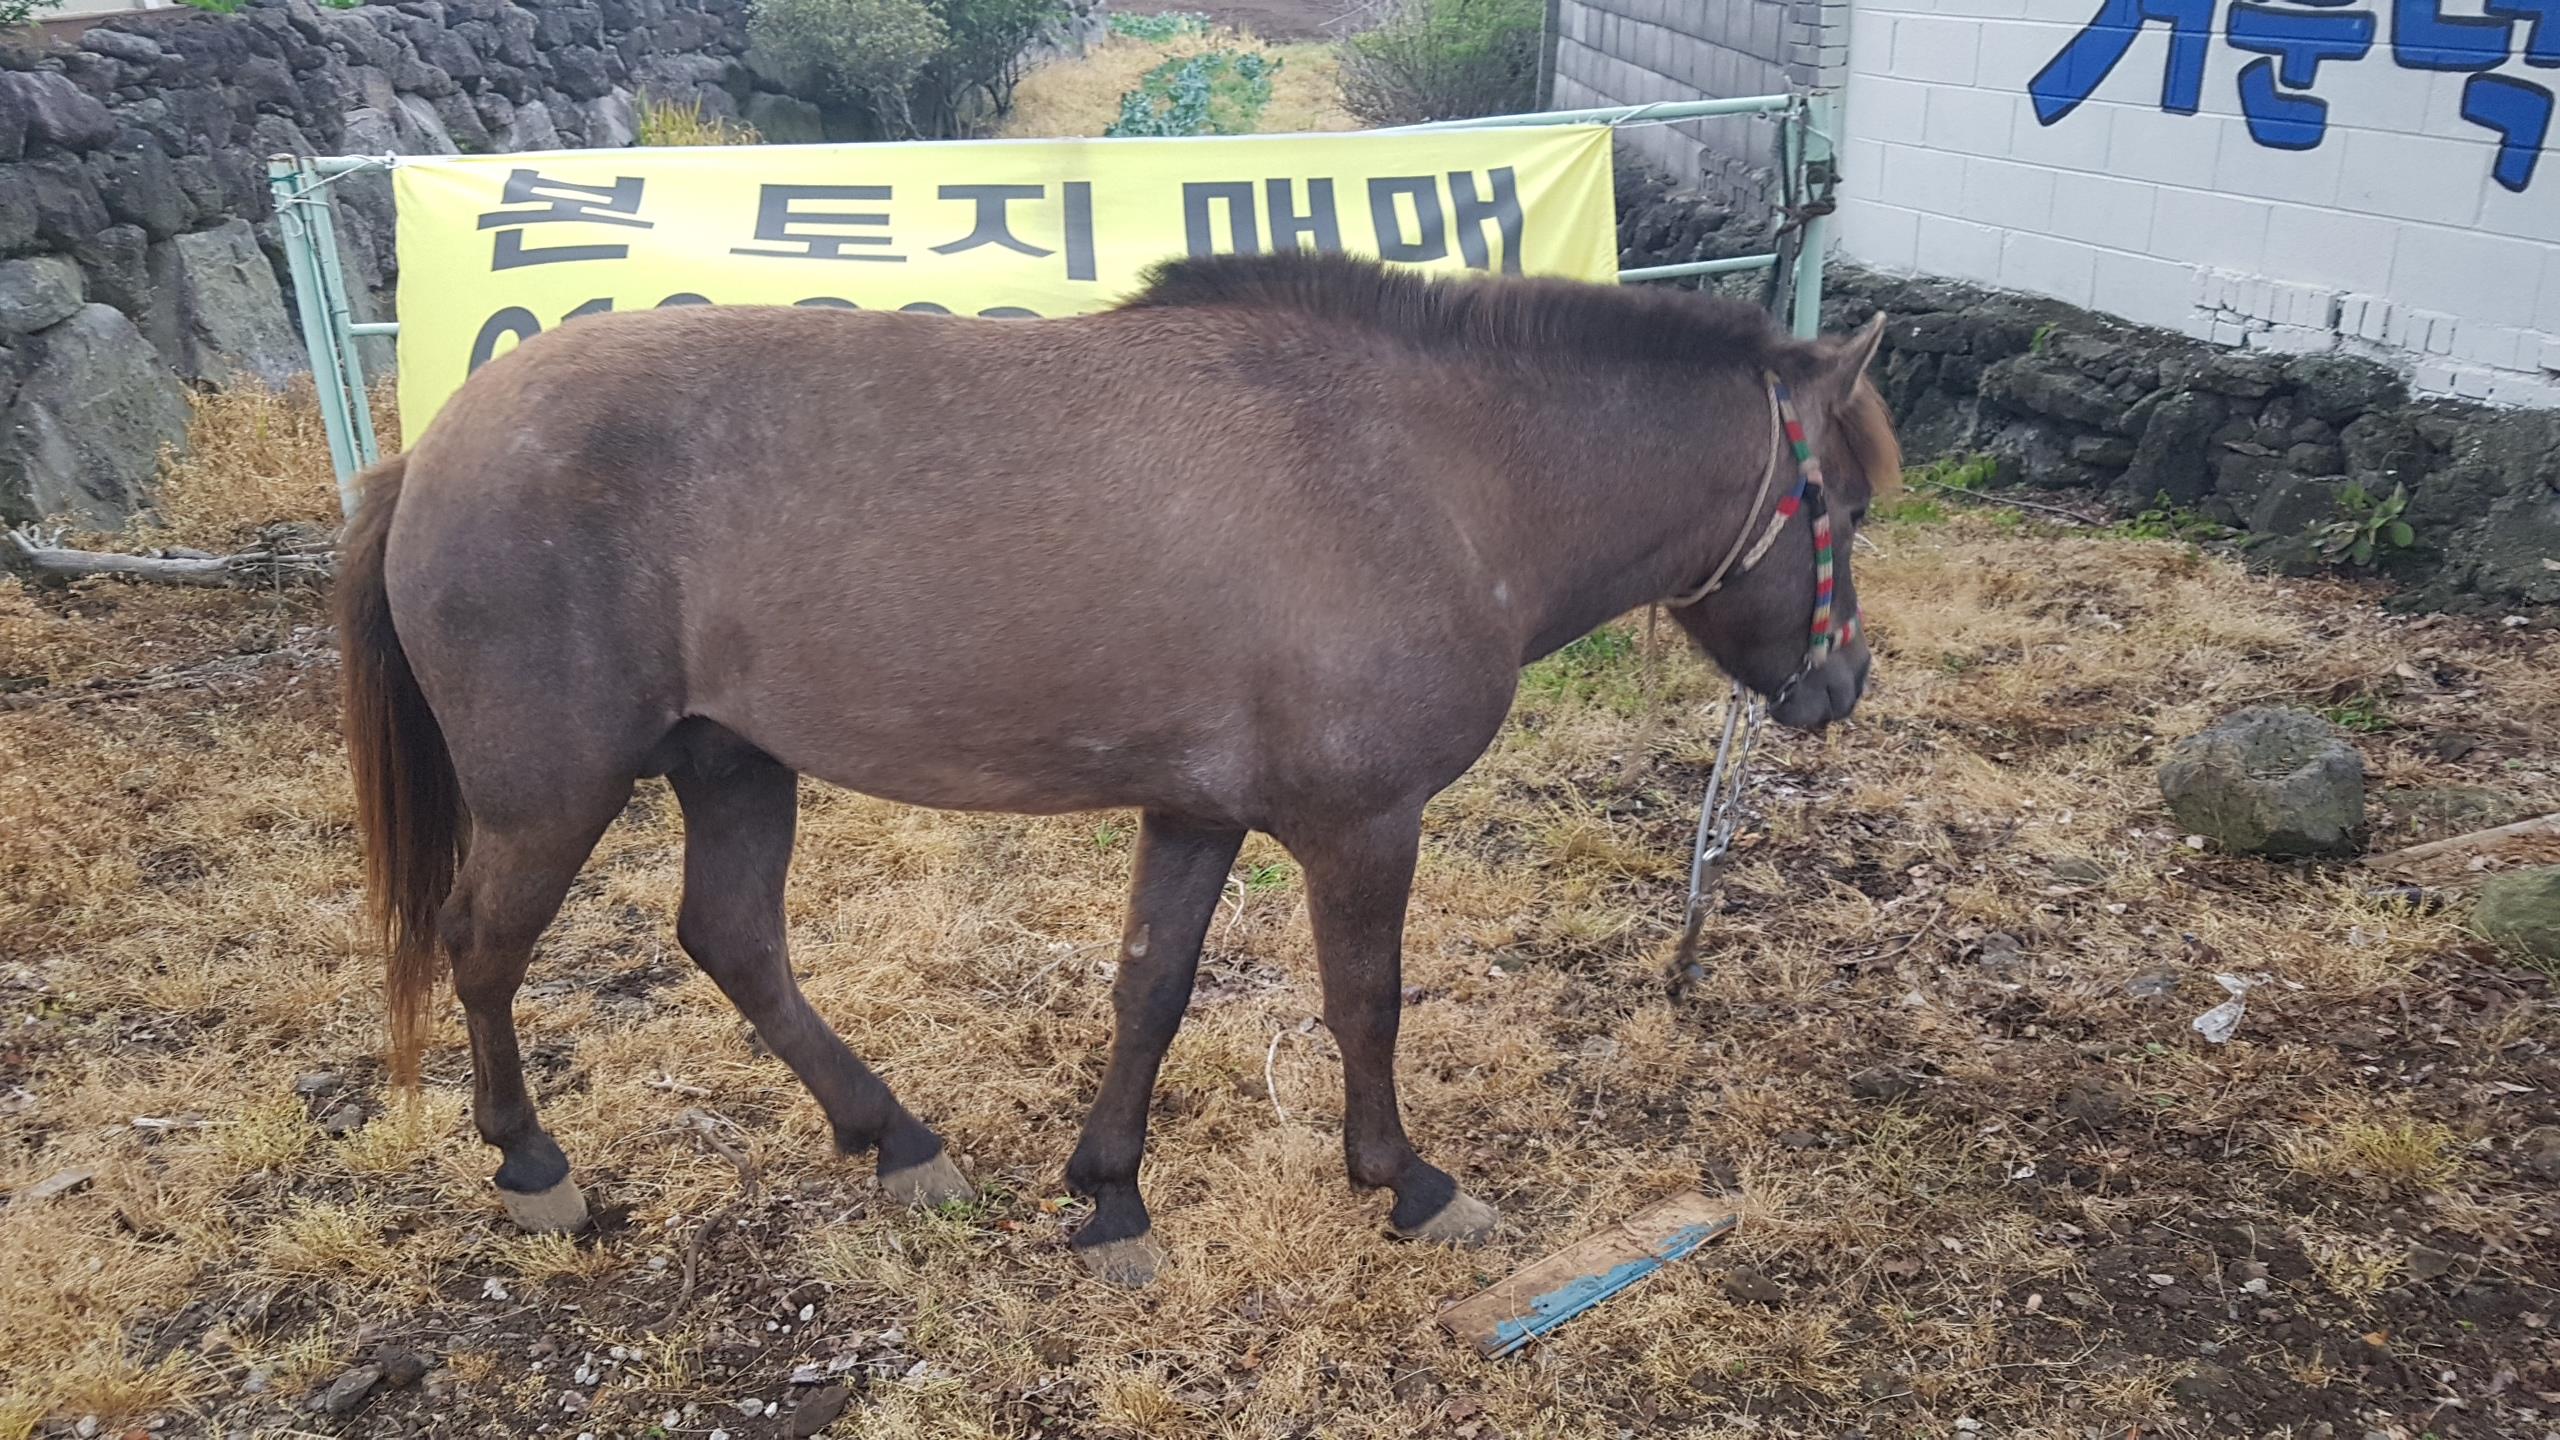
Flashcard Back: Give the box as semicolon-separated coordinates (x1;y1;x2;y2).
1836;0;2560;406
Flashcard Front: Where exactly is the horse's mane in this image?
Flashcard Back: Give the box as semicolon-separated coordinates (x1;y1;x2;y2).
1119;251;1794;376
1122;251;1902;493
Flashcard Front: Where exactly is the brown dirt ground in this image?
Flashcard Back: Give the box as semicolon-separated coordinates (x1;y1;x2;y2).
4;391;2560;1440
1162;0;1371;42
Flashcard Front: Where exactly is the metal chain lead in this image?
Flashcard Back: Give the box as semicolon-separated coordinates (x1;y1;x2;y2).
1668;679;1765;989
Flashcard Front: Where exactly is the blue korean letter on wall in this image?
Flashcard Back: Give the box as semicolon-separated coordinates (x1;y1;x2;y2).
2028;0;2552;189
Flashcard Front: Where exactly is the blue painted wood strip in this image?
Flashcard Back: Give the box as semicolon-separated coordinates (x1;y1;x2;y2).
1482;1216;1736;1357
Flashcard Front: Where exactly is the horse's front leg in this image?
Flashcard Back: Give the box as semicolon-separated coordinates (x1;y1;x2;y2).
1288;805;1498;1246
1065;810;1245;1286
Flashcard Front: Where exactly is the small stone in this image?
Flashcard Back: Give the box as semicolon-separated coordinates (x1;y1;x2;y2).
2517;1127;2560;1183
75;1418;99;1439
738;1397;766;1417
2171;1361;2236;1408
2406;1246;2459;1282
2124;968;2181;1002
2048;856;2110;884
378;1349;428;1388
293;1072;345;1098
241;1367;270;1396
2058;1078;2127;1129
23;1167;98;1203
1775;1130;1822;1150
1858;1370;1900;1399
318;1103;365;1137
1721;1266;1785;1306
318;1365;382;1417
789;1384;850;1437
1849;1067;1923;1103
2156;1286;2194;1309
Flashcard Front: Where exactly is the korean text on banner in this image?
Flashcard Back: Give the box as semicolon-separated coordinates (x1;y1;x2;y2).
390;126;1619;439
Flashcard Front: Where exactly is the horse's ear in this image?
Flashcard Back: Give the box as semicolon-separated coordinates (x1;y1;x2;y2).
1809;311;1888;401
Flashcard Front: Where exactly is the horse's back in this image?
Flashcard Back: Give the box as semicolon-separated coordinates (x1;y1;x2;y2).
381;303;1513;826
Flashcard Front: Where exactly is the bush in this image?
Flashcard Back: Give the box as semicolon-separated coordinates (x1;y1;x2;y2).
751;0;949;136
911;0;1067;136
750;0;1065;137
1337;0;1540;126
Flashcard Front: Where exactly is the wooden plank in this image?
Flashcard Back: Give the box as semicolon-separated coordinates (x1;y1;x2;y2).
1436;1191;1738;1358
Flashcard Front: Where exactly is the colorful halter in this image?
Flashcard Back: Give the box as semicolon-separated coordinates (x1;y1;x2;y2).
1665;373;1860;670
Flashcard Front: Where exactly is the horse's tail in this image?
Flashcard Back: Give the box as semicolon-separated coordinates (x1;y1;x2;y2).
335;453;464;1097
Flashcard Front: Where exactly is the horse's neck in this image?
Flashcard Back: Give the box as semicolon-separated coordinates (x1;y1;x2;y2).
1449;364;1769;663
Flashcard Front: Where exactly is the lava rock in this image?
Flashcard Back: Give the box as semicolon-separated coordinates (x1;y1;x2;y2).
2474;866;2560;965
789;1384;851;1437
1721;1266;1785;1306
317;1364;381;1417
0;255;83;334
1850;1067;1924;1103
2158;707;2365;857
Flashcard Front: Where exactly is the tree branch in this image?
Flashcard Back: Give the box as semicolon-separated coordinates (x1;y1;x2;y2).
5;526;334;589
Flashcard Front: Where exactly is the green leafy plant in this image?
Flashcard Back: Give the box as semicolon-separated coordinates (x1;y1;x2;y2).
2113;491;2227;543
2321;694;2392;733
1911;453;1998;492
2314;480;2416;568
1108;9;1210;40
175;0;249;12
1337;0;1539;125
2029;322;2055;353
1105;48;1279;136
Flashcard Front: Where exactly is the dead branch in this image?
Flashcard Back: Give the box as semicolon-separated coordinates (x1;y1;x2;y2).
659;1107;763;1329
6;524;334;589
1913;481;2100;527
2360;811;2560;870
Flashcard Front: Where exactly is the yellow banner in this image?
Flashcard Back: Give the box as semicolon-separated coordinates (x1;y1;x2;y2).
390;127;1618;438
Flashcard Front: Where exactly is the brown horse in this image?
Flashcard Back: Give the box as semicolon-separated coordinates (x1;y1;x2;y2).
337;251;1894;1287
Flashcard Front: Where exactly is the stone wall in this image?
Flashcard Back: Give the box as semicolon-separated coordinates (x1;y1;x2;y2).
0;0;813;527
1613;168;2560;614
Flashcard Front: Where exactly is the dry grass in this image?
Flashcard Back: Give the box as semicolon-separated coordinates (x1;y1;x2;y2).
636;91;763;147
2;387;2556;1439
1002;29;1358;138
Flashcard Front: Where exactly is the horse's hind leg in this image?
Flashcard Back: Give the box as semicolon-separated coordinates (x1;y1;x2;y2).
669;736;968;1205
1287;805;1498;1247
443;794;631;1232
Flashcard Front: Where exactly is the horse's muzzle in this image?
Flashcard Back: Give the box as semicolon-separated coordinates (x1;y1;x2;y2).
1767;645;1870;732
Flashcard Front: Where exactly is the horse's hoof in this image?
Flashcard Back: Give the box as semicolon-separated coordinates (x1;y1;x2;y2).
497;1176;589;1234
1075;1234;1162;1288
880;1153;975;1209
1396;1188;1498;1248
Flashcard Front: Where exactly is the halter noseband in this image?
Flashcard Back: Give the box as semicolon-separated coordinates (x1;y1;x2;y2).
1663;373;1861;671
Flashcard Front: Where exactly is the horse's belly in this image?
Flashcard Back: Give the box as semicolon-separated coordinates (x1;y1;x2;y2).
743;714;1248;822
